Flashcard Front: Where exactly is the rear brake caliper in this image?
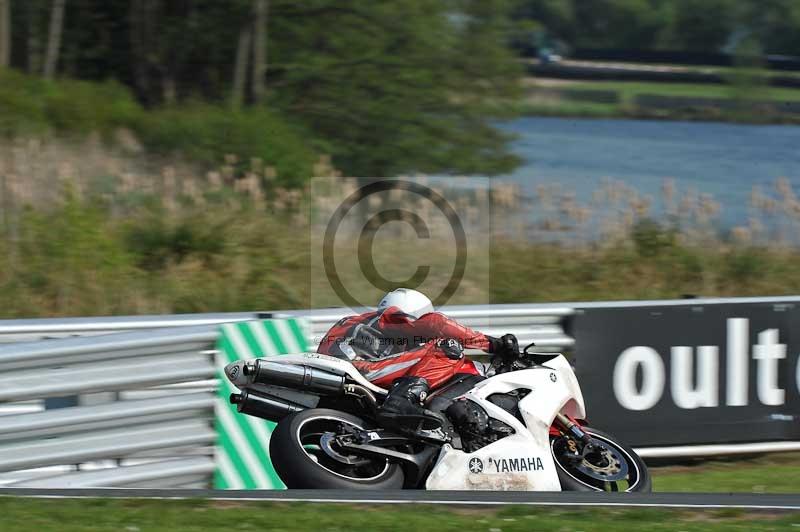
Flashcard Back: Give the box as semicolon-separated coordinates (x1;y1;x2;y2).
320;430;371;467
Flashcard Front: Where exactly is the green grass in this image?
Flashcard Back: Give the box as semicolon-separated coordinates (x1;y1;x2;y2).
566;80;800;103
521;76;800;122
649;63;800;81
516;100;621;118
651;452;800;494
1;454;797;532
0;498;796;532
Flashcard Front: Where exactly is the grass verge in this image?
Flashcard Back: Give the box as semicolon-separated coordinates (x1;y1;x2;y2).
567;80;800;103
3;169;800;316
651;452;800;494
521;77;800;123
0;497;797;532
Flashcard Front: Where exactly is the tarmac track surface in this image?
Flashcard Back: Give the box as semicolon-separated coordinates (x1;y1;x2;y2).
1;488;798;510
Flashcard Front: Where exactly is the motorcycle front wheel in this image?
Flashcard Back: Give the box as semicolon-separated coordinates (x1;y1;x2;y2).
269;408;405;489
550;427;651;492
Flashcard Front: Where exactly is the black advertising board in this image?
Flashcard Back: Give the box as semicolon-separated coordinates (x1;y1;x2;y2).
572;301;800;447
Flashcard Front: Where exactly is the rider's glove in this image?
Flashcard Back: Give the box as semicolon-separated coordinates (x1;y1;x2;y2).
436;338;464;360
488;334;519;360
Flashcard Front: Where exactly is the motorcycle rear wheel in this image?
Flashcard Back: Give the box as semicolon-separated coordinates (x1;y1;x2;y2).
550;427;651;492
270;408;405;489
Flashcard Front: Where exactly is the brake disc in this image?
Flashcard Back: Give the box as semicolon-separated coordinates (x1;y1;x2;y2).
572;440;629;482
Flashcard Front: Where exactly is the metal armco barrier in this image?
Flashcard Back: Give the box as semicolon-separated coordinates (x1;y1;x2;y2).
0;312;258;343
0;305;575;350
0;392;213;443
274;303;576;353
1;297;799;489
0;317;307;490
0;325;221;488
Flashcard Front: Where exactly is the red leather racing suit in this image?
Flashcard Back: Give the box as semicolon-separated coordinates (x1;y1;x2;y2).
317;306;491;389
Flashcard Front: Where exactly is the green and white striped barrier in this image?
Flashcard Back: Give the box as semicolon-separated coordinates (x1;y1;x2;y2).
214;318;308;489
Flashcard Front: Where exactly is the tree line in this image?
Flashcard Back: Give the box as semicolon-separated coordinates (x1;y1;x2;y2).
1;1;799;177
0;0;522;177
513;0;800;57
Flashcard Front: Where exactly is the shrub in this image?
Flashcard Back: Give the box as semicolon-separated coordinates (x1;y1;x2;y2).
631;218;676;257
725;249;768;283
0;68;142;137
123;214;225;272
0;69;318;185
134;104;318;185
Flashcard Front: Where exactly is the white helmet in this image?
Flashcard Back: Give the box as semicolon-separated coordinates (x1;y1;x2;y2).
377;288;434;319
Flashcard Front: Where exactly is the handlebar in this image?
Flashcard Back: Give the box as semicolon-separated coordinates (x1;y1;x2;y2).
489;342;560;374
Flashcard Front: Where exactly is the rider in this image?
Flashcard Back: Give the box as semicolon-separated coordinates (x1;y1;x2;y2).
317;288;519;437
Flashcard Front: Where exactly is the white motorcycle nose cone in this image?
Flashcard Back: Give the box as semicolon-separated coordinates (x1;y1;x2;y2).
224;361;248;387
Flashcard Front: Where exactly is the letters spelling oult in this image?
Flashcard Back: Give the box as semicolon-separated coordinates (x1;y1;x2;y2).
612;318;792;411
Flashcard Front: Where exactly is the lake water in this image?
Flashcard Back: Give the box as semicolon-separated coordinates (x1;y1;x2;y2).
500;117;800;228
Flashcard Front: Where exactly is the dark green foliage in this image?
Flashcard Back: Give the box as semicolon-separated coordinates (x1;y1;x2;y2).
725;248;768;283
741;0;800;56
571;0;667;50
0;68;140;137
665;0;739;52
266;0;523;175
8;0;800;179
4;0;525;177
124;216;174;272
123;214;225;272
514;0;800;55
513;0;669;50
134;104;317;185
0;69;317;180
631;218;676;257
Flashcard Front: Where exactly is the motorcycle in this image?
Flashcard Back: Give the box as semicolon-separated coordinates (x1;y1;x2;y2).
224;343;651;491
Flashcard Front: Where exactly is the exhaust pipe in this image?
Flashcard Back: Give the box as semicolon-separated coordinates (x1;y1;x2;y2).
244;359;345;395
230;389;304;422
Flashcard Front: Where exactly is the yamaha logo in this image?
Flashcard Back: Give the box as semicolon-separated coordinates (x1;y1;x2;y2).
550;372;557;382
489;456;544;473
468;457;483;474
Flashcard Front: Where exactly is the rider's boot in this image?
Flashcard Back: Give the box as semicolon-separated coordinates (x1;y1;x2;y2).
376;376;448;441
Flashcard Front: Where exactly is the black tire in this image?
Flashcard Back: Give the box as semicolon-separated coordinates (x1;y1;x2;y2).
550;427;651;492
269;408;405;489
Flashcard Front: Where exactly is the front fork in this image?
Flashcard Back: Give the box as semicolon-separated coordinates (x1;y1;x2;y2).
552;413;595;460
553;413;591;444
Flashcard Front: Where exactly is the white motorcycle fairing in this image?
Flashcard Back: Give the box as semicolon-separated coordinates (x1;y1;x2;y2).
425;354;586;491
